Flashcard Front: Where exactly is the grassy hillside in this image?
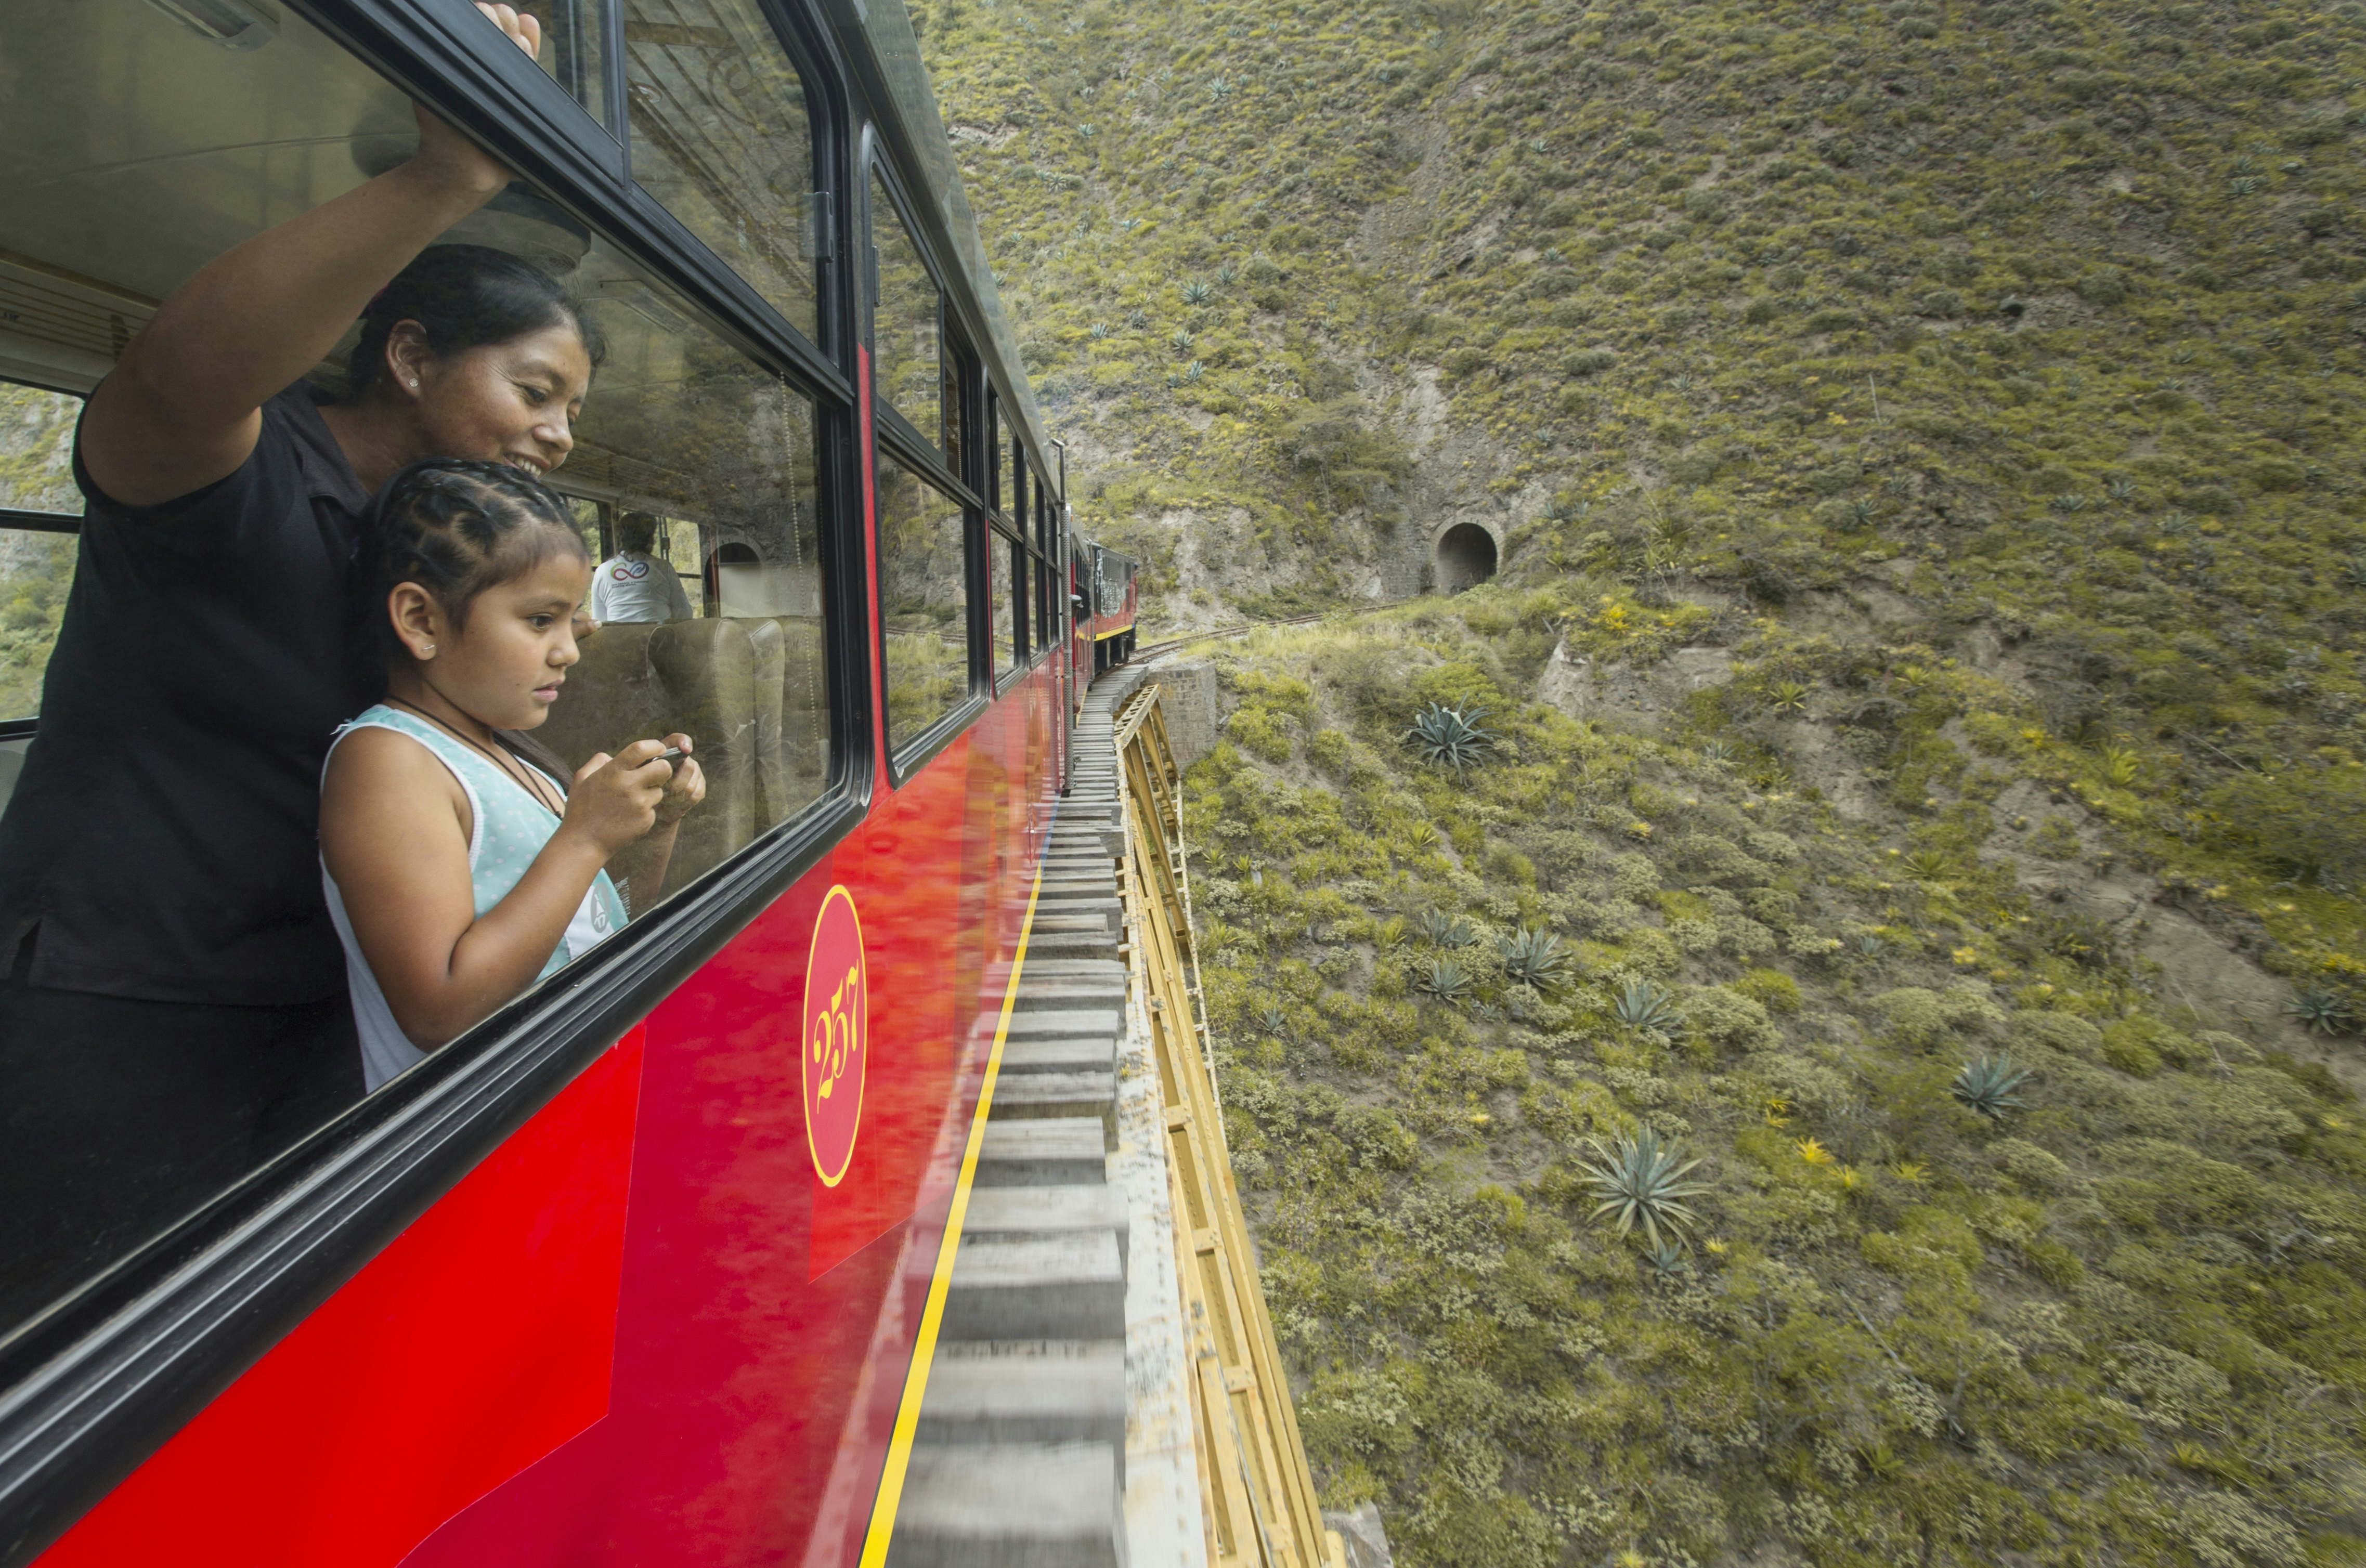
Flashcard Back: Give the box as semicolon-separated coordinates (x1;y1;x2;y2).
915;0;2366;1563
1183;602;2366;1567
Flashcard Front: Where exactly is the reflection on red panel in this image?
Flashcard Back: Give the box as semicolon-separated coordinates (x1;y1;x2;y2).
37;1030;646;1568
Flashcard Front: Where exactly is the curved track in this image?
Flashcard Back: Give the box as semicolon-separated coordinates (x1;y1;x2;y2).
1128;608;1345;666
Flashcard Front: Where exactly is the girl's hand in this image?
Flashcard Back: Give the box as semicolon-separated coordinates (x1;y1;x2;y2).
653;734;706;826
404;5;541;199
563;739;675;856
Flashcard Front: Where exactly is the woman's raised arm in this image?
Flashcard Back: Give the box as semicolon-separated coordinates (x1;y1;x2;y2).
79;4;543;508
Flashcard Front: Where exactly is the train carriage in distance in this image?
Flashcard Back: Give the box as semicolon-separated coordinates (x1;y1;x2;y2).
1072;540;1139;678
0;0;1180;1560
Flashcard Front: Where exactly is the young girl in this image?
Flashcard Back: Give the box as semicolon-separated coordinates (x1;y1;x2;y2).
321;459;705;1090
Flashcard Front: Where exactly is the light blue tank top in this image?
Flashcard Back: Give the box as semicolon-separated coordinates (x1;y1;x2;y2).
322;704;629;1091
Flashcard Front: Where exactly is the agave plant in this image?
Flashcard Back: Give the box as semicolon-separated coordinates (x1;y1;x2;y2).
1395;821;1443;856
1418;908;1476;948
1902;849;1952;882
1952;1055;2033;1119
1767;680;1811;717
2284;985;2356;1037
1418;957;1474;1003
1575;1128;1710;1251
1405;702;1497;775
1498;927;1575;992
1088;320;1110;340
1170;328;1195;352
1642;1237;1690;1277
1215;262;1239;285
1257;1004;1287;1033
1698;739;1738;769
1613;978;1683;1033
1181;279;1213;305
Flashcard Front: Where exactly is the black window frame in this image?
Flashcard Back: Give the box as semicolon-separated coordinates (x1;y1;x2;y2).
0;0;881;1553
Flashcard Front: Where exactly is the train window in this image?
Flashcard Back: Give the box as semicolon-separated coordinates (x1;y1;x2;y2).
990;400;1011;518
877;454;970;753
0;382;83;720
542;255;830;906
0;0;842;1338
1035;549;1051;655
622;0;821;345
993;528;1021;674
870;173;941;449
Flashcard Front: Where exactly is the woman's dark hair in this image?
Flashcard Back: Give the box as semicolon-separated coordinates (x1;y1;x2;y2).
365;458;590;658
345;244;605;400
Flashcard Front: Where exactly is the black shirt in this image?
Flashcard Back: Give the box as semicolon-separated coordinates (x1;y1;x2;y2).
0;384;381;1004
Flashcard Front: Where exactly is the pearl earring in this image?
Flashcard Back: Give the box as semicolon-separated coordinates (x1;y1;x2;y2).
421;643;435;656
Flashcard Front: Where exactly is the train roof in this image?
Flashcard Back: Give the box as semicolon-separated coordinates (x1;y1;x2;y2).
816;0;1058;504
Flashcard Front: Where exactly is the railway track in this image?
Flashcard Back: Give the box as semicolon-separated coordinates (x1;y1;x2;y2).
1128;607;1349;665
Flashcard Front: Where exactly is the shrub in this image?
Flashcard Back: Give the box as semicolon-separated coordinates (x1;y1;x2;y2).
2077;268;2128;307
1562;347;1619;376
1227;707;1293;764
1731;968;1803;1014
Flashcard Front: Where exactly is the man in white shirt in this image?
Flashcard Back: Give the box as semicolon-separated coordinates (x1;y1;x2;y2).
590;512;694;623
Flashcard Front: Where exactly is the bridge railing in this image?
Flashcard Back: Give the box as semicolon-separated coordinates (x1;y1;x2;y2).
1112;685;1344;1568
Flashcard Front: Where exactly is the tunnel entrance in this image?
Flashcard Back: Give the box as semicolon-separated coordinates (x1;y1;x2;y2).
1435;523;1498;593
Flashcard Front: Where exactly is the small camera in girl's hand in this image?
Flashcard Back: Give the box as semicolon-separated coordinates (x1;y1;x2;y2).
652;745;684;763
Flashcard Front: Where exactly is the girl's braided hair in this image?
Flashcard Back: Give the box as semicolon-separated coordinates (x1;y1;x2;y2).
364;458;589;661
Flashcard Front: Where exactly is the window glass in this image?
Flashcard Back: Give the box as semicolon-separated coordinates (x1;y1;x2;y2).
0;383;81;518
519;0;610;122
0;383;83;718
999;530;1023;672
1035;550;1051;654
941;345;964;481
983;526;1013;677
0;0;838;1338
872;175;940;448
622;0;819;343
877;454;969;751
546;250;829;908
990;401;1009;518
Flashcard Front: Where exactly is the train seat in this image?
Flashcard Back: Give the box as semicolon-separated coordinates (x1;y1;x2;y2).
536;615;829;906
645;617;759;894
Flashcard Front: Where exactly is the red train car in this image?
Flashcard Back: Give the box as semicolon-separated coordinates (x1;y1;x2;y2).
0;0;1090;1561
1070;539;1138;680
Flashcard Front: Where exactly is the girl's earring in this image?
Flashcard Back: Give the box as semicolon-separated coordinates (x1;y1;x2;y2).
421;643;435;657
